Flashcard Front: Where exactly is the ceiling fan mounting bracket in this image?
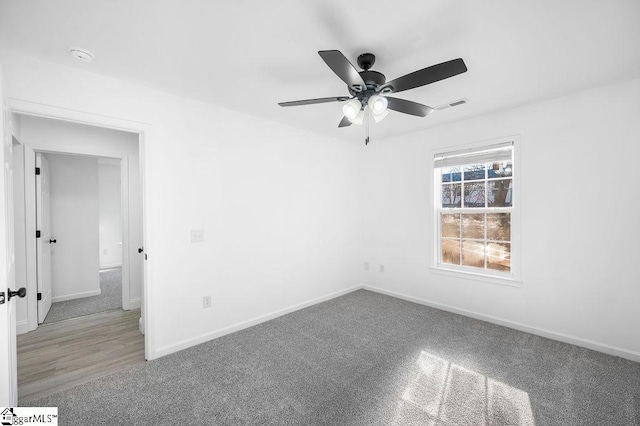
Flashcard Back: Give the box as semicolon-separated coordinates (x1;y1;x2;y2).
357;53;376;71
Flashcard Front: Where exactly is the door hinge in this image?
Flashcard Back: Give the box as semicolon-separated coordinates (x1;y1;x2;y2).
35;167;41;175
36;230;41;238
37;292;42;301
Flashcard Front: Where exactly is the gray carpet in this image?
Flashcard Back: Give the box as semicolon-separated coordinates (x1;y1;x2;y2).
43;268;122;324
28;290;640;425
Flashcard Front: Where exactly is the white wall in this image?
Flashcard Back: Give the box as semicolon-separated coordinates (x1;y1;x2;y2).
361;77;640;359
45;153;100;301
0;50;363;358
18;115;143;307
98;160;121;269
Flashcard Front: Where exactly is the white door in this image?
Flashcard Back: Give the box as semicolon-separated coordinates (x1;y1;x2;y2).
35;153;52;324
0;74;18;405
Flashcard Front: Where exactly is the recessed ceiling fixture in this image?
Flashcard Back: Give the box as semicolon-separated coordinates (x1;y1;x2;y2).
278;50;467;145
69;47;94;63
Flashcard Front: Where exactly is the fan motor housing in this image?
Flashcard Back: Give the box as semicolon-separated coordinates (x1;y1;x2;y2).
349;70;386;95
359;70;386;86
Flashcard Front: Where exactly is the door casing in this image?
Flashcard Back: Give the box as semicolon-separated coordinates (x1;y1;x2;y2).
0;96;18;405
9;99;154;373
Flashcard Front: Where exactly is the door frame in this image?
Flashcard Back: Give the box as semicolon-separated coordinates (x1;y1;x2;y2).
27;149;131;324
1;98;18;405
9;98;154;362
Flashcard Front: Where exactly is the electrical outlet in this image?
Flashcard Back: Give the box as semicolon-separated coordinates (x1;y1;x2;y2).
364;262;369;271
191;229;205;243
203;295;212;309
380;264;385;273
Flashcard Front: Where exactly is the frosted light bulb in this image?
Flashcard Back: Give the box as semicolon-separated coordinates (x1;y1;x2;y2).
368;95;388;114
342;99;362;119
350;109;365;125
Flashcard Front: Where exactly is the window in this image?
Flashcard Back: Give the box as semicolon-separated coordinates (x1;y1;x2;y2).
433;140;518;281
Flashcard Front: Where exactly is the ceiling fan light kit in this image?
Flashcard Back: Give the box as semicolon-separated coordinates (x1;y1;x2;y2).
372;109;389;123
342;98;362;119
350;110;366;126
368;95;388;114
278;50;467;145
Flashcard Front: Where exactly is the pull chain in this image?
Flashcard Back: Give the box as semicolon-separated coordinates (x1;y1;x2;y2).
365;109;370;145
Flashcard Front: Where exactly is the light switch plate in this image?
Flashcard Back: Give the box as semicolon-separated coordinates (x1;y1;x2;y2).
190;229;205;243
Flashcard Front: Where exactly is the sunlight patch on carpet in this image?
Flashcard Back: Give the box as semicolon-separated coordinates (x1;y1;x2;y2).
399;351;535;425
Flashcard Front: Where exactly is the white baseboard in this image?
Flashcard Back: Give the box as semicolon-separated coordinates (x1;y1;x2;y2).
52;289;101;303
128;298;141;309
16;320;30;335
363;285;640;363
100;264;122;270
154;285;361;359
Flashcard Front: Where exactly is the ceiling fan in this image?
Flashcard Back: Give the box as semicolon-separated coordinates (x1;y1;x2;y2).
278;50;467;144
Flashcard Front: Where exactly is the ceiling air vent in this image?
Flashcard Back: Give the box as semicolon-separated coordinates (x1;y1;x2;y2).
449;99;467;107
436;98;468;111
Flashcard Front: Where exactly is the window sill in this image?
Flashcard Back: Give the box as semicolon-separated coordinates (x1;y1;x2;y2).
430;265;521;287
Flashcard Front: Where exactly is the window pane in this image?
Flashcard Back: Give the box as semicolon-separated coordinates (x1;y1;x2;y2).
441;166;461;183
464;163;485;181
462;213;484;239
441;213;460;238
442;239;461;265
487;213;511;241
488;161;513;178
437;145;514;276
463;182;485;208
462;240;484;268
488;179;512;207
487;242;510;271
442;183;461;208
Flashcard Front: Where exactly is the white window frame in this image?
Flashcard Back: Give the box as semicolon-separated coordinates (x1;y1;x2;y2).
430;135;521;286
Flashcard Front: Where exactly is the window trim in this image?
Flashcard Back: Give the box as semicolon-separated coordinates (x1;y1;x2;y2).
429;135;522;285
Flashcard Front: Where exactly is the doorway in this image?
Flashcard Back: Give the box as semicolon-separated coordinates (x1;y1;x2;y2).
10;112;147;402
31;152;127;325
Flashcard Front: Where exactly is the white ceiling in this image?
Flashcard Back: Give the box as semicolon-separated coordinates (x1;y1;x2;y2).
1;0;639;142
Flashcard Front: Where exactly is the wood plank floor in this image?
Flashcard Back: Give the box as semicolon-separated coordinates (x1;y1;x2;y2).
17;309;145;404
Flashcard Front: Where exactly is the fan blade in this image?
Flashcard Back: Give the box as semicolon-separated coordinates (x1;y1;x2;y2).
385;58;467;93
338;116;352;127
318;50;366;90
386;97;435;117
278;96;349;107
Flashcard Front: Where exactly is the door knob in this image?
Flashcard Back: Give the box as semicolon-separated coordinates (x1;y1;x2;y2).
7;287;27;301
138;247;144;253
49;239;57;244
